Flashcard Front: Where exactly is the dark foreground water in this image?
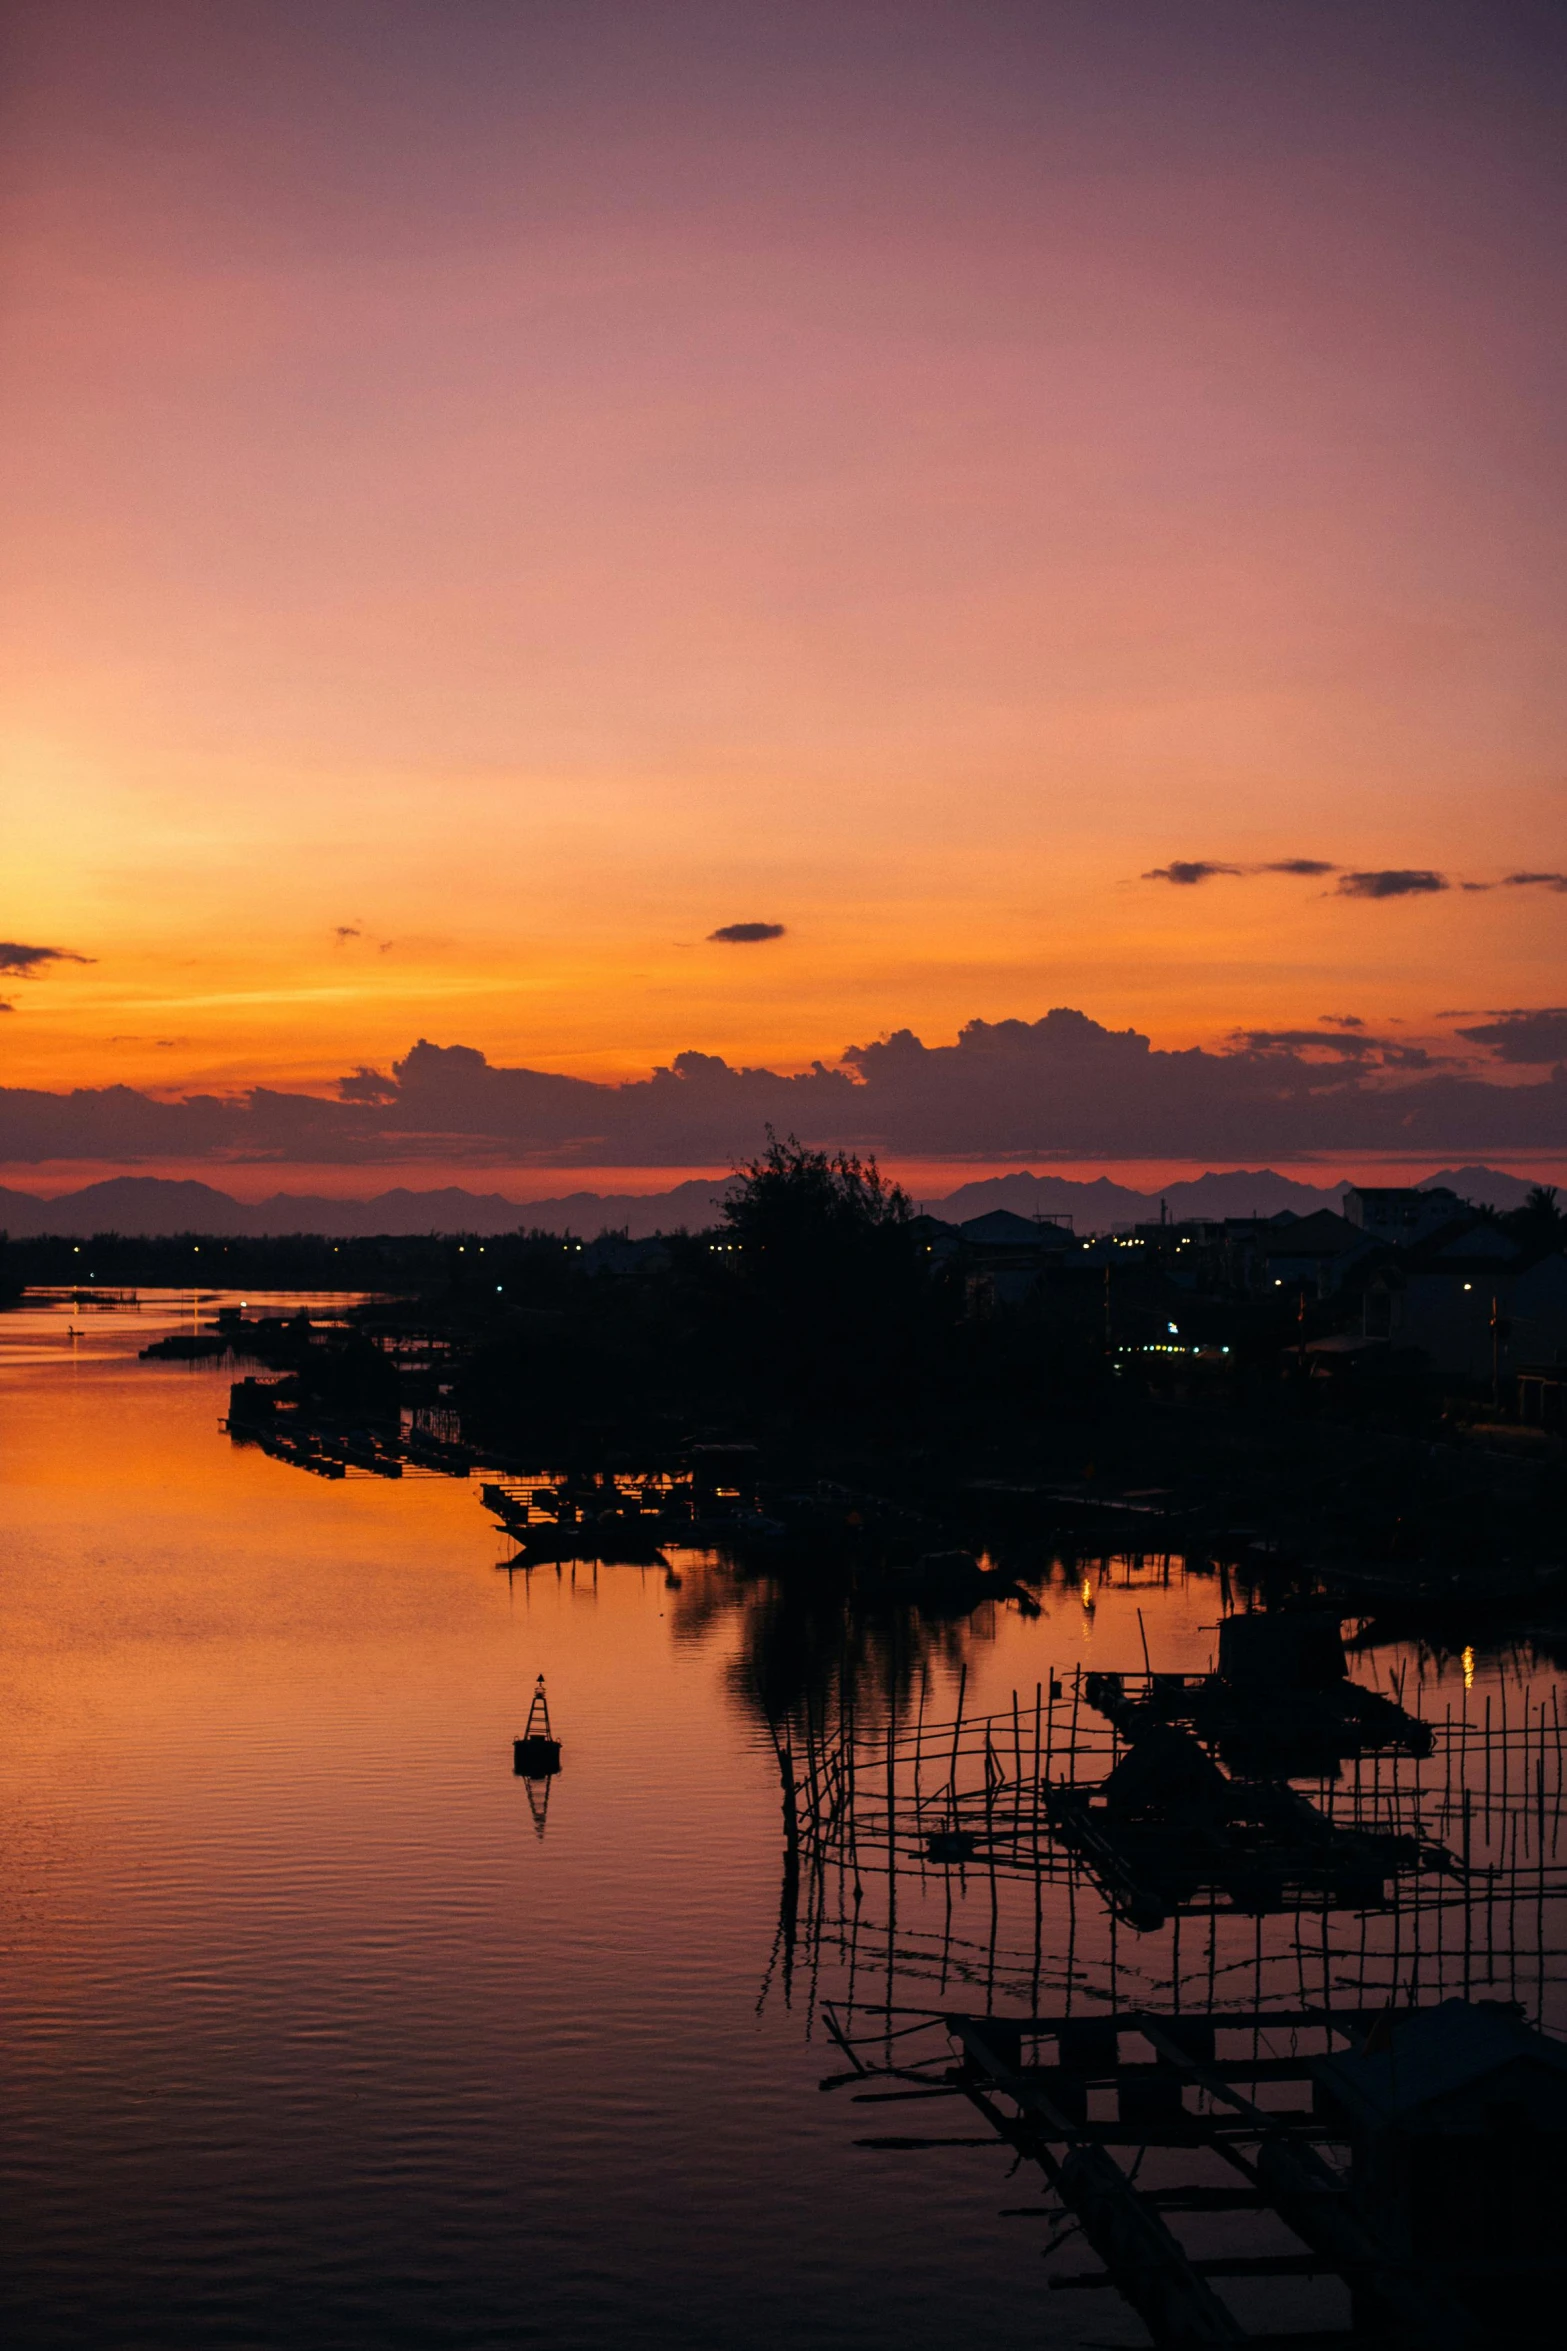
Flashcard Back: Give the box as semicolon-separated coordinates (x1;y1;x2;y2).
2;1292;1563;2349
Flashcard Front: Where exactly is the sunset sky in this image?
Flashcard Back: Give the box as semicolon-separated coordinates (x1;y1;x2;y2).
3;2;1565;1188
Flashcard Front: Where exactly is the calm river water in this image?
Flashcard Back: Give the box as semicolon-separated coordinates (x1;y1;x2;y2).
3;1292;1562;2349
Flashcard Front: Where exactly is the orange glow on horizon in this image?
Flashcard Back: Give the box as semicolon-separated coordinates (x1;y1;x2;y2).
2;7;1563;1165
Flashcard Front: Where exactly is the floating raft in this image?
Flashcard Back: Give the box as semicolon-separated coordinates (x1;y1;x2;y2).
1085;1612;1433;1777
1085;1668;1432;1777
1045;1722;1448;1931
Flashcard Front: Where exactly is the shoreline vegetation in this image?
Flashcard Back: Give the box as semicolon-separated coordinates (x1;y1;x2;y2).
17;1134;1560;1637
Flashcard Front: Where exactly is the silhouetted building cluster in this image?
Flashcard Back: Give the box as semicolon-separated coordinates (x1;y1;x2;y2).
911;1180;1567;1396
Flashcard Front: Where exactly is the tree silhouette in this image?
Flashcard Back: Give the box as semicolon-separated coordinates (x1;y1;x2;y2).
705;1131;931;1430
1505;1184;1567;1251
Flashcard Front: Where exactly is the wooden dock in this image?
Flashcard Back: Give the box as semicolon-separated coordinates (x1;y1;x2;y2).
822;1996;1564;2345
771;1662;1567;2343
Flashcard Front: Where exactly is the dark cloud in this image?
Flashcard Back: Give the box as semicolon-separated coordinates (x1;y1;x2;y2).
1335;870;1448;900
1231;1027;1431;1069
1376;1044;1435;1070
1321;1013;1365;1028
5;1008;1567;1168
336;1067;399;1103
708;921;786;943
1143;859;1335;885
1456;1008;1567;1065
1144;863;1544;900
1235;1027;1381;1059
0;1083;236;1163
333;925;362;942
0;942;94;975
1460;882;1494;893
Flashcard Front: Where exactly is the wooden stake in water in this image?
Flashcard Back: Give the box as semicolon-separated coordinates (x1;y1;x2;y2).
948;1662;967;1822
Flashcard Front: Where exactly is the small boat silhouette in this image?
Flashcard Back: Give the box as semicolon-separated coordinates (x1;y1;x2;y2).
513;1674;562;1777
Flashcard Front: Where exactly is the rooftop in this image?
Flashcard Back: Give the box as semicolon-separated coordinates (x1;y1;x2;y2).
1316;1999;1567;2129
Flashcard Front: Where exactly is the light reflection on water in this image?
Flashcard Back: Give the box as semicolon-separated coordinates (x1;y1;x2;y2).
0;1293;1561;2349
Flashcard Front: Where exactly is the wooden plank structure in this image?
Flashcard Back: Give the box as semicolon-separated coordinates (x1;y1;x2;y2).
820;1996;1567;2346
1042;1721;1460;1931
1083;1610;1436;1779
481;1469;702;1562
775;1707;1567;2032
772;1657;1565;1931
769;1655;1567;2344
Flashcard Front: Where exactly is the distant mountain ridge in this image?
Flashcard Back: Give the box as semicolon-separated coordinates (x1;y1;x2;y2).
0;1163;1542;1240
926;1169;1342;1225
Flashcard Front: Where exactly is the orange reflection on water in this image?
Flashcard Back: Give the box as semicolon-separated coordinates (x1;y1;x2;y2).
3;1291;1557;2351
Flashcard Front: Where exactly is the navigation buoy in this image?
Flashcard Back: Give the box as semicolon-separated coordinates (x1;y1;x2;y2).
513;1674;562;1777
